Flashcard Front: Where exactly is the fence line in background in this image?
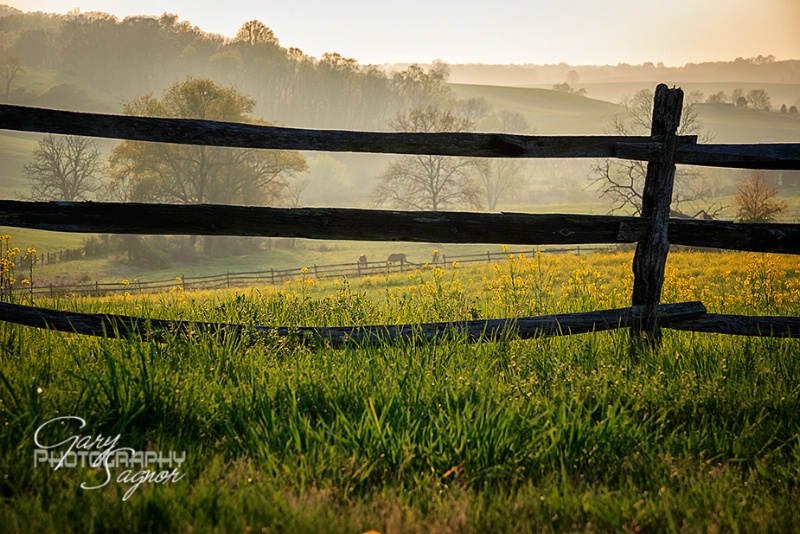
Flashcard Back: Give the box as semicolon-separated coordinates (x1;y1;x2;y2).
7;246;592;298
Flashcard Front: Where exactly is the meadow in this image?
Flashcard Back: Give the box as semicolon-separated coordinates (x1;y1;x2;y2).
1;243;799;533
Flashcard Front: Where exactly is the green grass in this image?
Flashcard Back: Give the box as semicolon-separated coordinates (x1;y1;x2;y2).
1;251;798;532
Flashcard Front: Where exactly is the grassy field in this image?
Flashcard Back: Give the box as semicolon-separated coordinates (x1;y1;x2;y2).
1;247;798;532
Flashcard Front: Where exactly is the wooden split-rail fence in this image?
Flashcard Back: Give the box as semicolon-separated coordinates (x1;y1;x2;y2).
1;84;799;347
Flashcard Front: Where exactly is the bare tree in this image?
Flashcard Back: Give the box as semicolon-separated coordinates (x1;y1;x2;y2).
24;135;104;201
735;170;786;222
587;88;715;216
458;97;491;124
372;106;481;210
746;88;772;111
0;56;23;101
476;111;532;210
285;178;309;208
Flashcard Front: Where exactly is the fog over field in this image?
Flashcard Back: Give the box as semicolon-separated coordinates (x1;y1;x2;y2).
0;5;798;283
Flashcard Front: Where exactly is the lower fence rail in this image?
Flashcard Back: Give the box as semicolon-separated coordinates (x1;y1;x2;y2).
665;313;800;338
0;301;708;348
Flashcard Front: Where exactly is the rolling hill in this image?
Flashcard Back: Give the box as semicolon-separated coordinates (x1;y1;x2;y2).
449;82;800;143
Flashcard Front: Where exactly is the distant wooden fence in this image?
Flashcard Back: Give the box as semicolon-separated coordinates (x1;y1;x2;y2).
1;83;799;345
2;246;592;298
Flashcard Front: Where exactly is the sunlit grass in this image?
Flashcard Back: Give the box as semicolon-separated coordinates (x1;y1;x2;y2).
1;246;799;532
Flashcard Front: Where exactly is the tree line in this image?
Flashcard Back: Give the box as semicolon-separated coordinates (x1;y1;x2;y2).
2;9;462;130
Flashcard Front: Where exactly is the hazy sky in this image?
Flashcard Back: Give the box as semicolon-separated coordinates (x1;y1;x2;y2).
6;0;800;66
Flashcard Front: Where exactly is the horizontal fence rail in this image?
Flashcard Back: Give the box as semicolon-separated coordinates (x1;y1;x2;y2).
618;142;800;170
0;301;709;347
2;201;798;254
667;314;800;338
0;104;699;160
3;104;800;169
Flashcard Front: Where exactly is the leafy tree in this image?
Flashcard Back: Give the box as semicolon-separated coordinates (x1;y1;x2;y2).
588;88;714;215
109;77;308;252
234;20;278;46
566;69;580;85
23;134;104;201
0;56;23;100
372;106;481;210
391;62;452;110
552;82;587;96
109;77;307;206
735;171;786;222
706;91;728;104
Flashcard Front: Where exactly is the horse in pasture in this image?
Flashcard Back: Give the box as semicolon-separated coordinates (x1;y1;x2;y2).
358;254;368;268
387;253;407;265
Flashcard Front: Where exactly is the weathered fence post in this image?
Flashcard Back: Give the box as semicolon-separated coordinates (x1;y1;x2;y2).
631;84;684;348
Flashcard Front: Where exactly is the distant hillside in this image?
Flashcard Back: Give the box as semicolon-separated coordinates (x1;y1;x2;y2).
537;82;800;112
449;83;621;134
448;82;800;143
443;58;800;87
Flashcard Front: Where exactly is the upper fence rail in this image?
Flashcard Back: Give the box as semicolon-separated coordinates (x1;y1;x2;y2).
2;104;799;169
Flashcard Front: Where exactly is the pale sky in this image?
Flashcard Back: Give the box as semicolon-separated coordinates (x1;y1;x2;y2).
5;0;800;66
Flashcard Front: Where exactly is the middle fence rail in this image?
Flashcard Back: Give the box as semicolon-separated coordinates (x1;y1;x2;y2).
2;201;798;254
0;83;799;344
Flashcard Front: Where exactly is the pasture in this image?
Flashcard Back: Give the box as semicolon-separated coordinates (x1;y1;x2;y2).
1;248;799;532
